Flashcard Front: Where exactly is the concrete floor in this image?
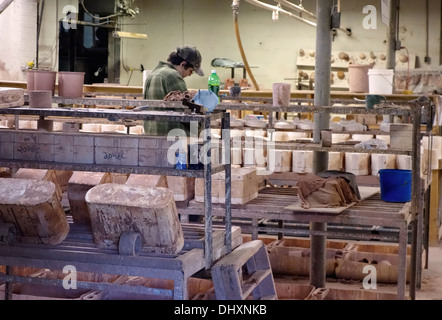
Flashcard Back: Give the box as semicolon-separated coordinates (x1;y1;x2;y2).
416;244;442;300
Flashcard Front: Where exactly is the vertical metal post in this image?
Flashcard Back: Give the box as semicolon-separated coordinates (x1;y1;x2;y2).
409;103;422;299
310;0;333;289
386;0;399;70
397;225;408;300
222;112;232;253
386;0;398;123
204;116;213;269
5;266;12;300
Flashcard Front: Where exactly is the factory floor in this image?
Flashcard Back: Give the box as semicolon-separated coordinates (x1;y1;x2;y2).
411;244;442;300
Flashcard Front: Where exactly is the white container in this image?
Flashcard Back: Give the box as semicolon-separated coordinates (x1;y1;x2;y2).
368;69;394;94
348;64;372;93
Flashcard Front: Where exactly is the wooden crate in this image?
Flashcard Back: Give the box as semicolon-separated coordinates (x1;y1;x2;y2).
0;269;121;300
274;281;316;300
266;237;350;277
102;276;214;300
309;287;400;300
335;242;413;284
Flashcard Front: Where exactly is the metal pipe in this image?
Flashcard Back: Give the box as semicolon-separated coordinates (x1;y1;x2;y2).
204;115;213;269
273;0;316;19
310;0;333;290
36;0;40;68
243;0;317;27
0;0;14;14
386;0;398;69
222;112;232;253
409;102;422;300
232;0;260;91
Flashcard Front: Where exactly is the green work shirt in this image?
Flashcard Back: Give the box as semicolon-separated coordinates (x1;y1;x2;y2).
143;61;190;136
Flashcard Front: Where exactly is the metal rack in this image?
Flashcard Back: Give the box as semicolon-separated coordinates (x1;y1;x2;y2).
0;99;235;299
184;95;434;299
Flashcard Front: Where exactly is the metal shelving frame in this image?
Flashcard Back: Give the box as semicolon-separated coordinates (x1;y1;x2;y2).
200;95;434;299
0;99;233;299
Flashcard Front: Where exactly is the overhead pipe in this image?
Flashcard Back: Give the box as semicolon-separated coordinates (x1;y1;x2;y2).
243;0;317;27
273;0;316;20
0;0;14;14
232;0;260;91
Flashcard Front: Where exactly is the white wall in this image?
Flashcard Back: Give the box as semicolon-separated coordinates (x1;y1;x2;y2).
0;0;36;80
0;0;440;90
121;0;441;90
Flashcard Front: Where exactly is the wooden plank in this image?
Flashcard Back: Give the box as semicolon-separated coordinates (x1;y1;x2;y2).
242;269;272;298
429;169;441;245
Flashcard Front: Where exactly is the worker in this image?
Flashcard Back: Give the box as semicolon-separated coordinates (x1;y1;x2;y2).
143;45;205;136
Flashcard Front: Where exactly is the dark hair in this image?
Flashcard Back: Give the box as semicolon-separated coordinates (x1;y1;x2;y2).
167;52;194;70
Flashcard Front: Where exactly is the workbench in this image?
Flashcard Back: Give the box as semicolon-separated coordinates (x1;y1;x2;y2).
0;100;237;300
178;186;412;299
185;96;433;300
0;222;242;300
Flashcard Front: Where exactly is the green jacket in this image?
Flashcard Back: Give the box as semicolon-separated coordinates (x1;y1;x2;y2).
143;61;190;136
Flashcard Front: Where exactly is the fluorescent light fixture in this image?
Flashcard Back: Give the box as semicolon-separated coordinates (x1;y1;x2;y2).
112;31;148;40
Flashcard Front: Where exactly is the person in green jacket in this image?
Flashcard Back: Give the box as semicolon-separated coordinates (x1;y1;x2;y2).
143;45;205;136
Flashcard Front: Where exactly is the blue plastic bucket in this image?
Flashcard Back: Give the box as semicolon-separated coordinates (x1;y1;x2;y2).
379;169;412;202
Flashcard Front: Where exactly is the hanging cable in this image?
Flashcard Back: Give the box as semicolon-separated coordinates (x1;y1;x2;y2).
79;0;123;20
232;1;260;91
